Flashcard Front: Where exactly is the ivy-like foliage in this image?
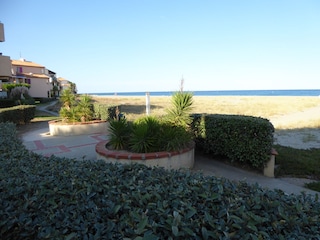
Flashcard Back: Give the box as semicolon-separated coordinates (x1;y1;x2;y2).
1;123;319;239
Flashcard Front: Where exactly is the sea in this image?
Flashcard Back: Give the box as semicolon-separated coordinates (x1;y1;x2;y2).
88;89;320;97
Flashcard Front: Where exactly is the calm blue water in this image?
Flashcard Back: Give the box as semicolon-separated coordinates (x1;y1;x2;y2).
88;89;320;97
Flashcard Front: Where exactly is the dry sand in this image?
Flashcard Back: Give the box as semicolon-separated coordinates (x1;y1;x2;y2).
270;104;320;149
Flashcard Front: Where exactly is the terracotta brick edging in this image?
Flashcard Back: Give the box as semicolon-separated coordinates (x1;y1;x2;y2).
95;140;195;160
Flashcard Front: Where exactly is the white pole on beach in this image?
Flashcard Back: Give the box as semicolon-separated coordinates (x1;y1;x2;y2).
146;92;150;115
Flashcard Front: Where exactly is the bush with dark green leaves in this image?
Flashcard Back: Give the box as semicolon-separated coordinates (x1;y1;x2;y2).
0;105;36;124
0;99;15;108
0;122;320;239
192;114;274;170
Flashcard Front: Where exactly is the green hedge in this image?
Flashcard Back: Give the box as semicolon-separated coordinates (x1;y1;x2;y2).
93;103;120;120
192;114;274;169
0;122;319;239
0;99;15;108
0;105;36;124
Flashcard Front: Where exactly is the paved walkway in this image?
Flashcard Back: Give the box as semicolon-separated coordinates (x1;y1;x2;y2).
20;126;319;198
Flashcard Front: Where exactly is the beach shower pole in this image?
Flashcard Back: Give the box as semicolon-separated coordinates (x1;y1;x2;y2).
146;92;150;115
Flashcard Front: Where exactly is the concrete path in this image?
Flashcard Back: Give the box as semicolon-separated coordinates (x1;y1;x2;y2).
37;100;59;116
21;126;319;198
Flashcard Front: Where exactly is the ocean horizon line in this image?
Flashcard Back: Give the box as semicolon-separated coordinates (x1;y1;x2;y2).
85;89;320;97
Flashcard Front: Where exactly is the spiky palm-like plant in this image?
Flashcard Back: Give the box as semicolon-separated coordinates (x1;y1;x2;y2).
59;88;76;110
107;92;195;153
166;91;194;128
76;95;94;122
129;116;160;153
108;118;131;150
59;90;94;122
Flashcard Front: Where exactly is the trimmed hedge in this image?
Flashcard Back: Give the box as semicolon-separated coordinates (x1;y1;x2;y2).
0;99;15;108
0;105;36;124
192;114;274;169
93;103;120;120
1;122;320;239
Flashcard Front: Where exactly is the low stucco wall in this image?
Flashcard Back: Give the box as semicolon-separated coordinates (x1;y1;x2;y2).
96;140;195;170
49;120;109;136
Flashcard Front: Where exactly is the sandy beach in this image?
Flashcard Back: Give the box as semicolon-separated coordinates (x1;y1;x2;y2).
91;95;320;150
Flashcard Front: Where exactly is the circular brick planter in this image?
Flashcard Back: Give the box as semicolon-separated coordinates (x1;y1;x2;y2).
49;120;109;136
96;140;195;170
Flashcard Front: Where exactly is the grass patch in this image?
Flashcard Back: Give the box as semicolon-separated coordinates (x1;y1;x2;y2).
305;182;320;192
274;144;320;190
32;116;60;122
274;144;320;178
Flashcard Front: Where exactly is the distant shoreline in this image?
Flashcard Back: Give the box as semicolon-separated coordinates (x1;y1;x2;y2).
85;89;320;97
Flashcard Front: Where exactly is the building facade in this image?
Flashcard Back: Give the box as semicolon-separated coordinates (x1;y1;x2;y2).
11;59;53;98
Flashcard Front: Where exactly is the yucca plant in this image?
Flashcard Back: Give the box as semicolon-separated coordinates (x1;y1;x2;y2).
129;116;160;153
59;90;94;122
107;91;195;153
59;88;76;110
76;95;94;122
59;107;79;122
157;122;193;151
166;91;194;128
108;118;131;150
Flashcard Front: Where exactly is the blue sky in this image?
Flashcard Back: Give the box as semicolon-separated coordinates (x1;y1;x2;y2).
1;0;319;93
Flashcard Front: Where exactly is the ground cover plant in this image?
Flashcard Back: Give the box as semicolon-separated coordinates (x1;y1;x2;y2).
274;144;320;191
1;122;320;239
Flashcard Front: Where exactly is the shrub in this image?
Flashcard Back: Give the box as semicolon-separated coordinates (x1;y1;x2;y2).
192;114;274;169
92;103;120;120
108;91;195;153
9;86;29;100
129;116;159;152
76;94;94;122
0;122;320;239
108;118;131;150
0;105;36;124
59;90;94;122
0;99;15;108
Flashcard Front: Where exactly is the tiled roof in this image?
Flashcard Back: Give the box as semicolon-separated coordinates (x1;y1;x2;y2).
12;59;44;68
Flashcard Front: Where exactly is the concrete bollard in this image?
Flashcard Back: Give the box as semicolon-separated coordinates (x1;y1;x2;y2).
263;148;278;178
146;92;150;115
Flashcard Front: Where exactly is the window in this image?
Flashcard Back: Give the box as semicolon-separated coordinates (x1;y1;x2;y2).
16;67;23;74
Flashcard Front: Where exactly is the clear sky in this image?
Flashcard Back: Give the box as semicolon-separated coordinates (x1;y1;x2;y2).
1;0;319;93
